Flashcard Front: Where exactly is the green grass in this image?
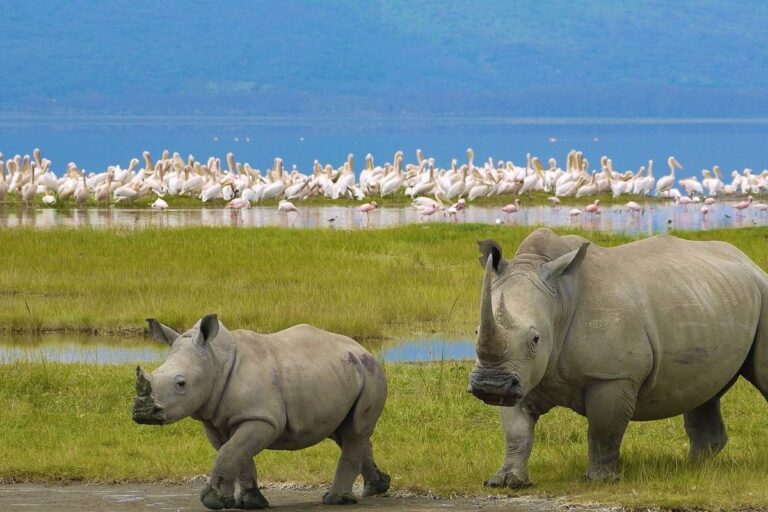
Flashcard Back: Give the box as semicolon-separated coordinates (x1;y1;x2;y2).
1;225;766;339
0;189;672;209
0;361;766;510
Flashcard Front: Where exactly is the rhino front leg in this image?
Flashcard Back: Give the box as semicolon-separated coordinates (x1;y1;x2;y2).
235;459;270;510
486;403;539;489
201;421;278;511
583;380;636;482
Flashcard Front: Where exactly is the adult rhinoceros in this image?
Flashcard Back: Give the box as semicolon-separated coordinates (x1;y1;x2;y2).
132;314;390;510
468;228;768;486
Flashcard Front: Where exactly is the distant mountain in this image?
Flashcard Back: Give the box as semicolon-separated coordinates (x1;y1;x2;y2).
3;0;768;117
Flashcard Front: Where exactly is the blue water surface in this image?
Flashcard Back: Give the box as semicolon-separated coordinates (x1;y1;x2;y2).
2;118;767;180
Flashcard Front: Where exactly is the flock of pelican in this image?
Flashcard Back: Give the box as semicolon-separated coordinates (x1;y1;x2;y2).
0;148;766;221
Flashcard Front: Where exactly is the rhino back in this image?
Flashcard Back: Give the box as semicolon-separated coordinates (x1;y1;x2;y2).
561;235;764;420
216;325;383;448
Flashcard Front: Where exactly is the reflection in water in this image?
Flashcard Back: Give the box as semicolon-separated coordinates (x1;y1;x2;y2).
0;334;474;364
0;200;766;234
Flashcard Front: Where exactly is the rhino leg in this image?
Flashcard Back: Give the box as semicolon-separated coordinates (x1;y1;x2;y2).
323;435;367;505
361;440;390;497
583;380;636;482
485;404;539;489
235;459;269;510
684;396;729;459
741;299;768;403
202;421;278;511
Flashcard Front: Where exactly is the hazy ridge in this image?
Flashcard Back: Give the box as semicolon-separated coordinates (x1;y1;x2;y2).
3;1;767;117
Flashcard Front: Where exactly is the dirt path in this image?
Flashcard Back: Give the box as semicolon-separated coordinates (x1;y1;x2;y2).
0;482;624;511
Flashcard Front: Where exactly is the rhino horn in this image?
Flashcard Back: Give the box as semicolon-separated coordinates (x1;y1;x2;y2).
477;254;501;355
135;366;152;397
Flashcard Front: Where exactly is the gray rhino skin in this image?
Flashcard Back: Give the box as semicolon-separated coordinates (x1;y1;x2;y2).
468;228;768;486
132;314;389;510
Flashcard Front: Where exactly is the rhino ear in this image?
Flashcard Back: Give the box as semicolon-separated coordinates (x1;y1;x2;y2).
195;313;219;348
542;242;590;280
146;318;180;346
478;239;506;274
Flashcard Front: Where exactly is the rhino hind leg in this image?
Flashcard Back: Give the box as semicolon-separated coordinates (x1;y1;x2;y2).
741;297;768;403
362;441;390;497
684;396;730;460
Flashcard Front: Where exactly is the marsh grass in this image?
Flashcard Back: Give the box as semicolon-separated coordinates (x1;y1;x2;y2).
1;225;766;339
0;189;674;209
0;224;637;337
0;361;766;509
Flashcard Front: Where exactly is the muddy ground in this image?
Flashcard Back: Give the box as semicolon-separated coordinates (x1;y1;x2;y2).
0;482;627;511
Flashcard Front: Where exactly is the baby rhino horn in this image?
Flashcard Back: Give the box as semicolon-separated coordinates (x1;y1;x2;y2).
135;366;152;396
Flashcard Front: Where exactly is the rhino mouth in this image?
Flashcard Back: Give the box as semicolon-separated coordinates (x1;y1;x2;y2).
132;396;167;425
468;367;524;407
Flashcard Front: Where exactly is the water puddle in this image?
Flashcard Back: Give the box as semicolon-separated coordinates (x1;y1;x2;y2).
0;333;474;364
0;200;765;234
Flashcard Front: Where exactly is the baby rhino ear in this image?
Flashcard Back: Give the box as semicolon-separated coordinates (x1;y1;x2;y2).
195;313;219;348
146;319;181;346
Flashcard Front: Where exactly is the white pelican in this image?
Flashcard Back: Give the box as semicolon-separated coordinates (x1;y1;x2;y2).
277;199;298;213
151;198;169;210
42;193;56;206
0;155;6;203
655;156;682;195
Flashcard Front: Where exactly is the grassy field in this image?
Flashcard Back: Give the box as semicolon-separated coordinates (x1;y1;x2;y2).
1;225;767;339
0;224;637;338
0;360;766;510
2;225;768;509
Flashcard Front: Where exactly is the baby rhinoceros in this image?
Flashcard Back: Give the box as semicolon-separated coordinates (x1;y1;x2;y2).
132;314;390;510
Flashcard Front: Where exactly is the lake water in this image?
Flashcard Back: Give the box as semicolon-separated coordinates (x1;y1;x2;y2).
2;118;768;180
0;334;475;365
0;200;765;235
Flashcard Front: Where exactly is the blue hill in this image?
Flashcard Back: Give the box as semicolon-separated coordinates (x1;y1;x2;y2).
2;1;767;117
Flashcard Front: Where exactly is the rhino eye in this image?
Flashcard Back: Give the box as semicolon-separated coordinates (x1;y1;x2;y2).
174;376;187;394
532;334;540;344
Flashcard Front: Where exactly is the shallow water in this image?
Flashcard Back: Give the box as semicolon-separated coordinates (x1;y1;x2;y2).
0;200;765;234
3;119;768;180
0;333;474;365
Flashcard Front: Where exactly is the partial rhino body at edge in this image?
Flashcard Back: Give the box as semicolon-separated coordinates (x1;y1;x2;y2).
468;228;768;487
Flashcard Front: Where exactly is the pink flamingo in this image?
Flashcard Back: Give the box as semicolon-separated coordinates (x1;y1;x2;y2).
547;196;561;208
675;196;692;210
359;201;378;223
584;199;600;217
418;203;441;221
626;201;643;215
755;201;768;217
701;205;709;218
733;196;753;216
704;197;716;206
445;198;465;222
501;199;521;219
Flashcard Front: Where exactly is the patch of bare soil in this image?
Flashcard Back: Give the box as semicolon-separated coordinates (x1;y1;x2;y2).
0;482;627;511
